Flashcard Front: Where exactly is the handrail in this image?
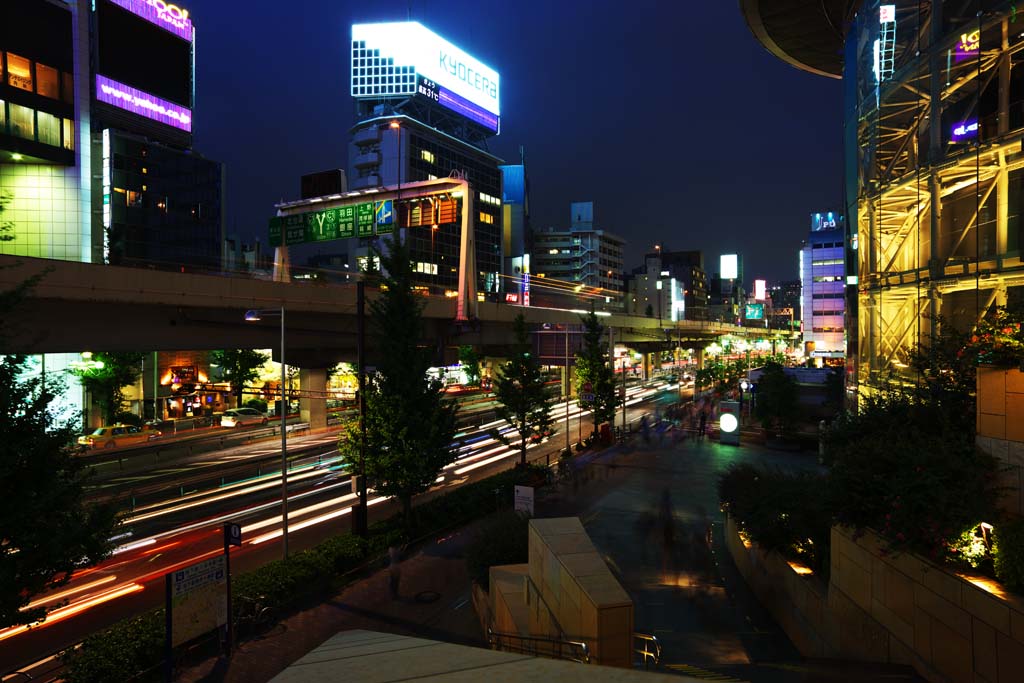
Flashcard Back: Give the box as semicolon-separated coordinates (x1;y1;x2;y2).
487;627;590;664
633;631;662;668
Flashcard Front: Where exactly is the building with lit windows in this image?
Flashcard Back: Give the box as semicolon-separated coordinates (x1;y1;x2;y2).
0;0;224;270
741;1;1024;387
801;212;847;361
625;249;708;321
530;202;624;307
344;22;505;298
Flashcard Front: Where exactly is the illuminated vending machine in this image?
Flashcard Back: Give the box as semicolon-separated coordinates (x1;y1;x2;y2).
718;400;740;446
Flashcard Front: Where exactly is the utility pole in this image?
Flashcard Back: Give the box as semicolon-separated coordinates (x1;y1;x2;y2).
355;280;368;536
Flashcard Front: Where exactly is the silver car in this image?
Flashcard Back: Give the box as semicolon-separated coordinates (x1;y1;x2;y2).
221;408;268;428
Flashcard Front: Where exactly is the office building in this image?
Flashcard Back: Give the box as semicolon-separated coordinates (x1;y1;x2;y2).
801;212;846;362
531;202;624;308
625;249;707;321
340;22;504;297
0;0;225;269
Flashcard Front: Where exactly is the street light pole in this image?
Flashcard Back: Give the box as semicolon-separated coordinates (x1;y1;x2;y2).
279;305;287;560
245;308;289;560
356;280;368;536
565;325;570;453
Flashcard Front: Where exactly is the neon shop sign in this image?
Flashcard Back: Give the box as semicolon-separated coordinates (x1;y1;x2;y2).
951;118;979;142
109;0;193;41
955;29;980;62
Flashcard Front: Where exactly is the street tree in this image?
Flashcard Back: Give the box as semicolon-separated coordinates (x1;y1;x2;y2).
753;361;799;436
211;348;270;408
338;236;458;529
574;310;616;439
492;314;556;466
458;345;482;386
0;277;118;628
71;351;144;424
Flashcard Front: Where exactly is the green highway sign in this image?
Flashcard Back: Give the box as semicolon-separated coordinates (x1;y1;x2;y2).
269;201;382;247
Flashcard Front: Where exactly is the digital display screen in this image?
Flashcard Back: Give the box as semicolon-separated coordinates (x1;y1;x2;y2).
97;0;192;108
720;254;738;280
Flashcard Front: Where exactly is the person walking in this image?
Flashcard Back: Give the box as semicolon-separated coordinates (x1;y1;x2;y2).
698;409;707;439
388;545;402;599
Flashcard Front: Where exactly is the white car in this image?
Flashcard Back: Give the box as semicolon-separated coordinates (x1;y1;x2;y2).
221;408;268;428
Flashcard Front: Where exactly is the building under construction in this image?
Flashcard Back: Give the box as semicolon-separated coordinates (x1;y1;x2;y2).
742;1;1024;388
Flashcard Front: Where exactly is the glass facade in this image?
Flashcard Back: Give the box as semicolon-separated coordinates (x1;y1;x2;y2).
849;1;1024;386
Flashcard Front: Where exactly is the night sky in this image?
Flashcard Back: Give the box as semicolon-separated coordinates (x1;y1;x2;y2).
188;0;842;285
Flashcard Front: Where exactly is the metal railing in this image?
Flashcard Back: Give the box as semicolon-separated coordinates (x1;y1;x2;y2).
487;627;590;664
633;631;662;668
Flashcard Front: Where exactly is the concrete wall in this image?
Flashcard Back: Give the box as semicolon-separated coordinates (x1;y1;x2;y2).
976;366;1024;517
726;516;1024;683
488;517;634;668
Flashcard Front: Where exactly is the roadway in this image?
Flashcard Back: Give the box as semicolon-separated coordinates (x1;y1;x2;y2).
0;380;688;678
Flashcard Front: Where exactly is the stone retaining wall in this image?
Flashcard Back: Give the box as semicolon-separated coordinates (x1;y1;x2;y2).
726;517;1024;683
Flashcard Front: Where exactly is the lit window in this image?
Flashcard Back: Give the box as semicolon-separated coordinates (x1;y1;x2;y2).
420;149;435;163
35;63;58;99
62;118;74;150
0;100;5;133
37;111;59;147
478;211;494;224
6;53;32;92
9;103;34;140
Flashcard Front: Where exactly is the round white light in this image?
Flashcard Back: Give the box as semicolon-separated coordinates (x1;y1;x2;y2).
720;413;739;433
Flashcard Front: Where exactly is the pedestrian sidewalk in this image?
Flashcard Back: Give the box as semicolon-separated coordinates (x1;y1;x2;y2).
176;525;486;683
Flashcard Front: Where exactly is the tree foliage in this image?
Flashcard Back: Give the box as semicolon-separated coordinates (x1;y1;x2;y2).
753;361;799;435
338;236;458;526
492;314;556;465
211;348;270;407
71;351;144;424
0;276;117;628
574;310;616;437
458;345;482;386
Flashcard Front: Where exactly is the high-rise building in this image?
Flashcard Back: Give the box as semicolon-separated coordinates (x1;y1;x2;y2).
531;202;624;308
625;249;707;321
344;22;505;297
500;162;531;304
0;0;225;269
801;212;846;362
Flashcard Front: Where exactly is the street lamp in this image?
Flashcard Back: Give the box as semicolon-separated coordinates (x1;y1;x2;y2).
244;306;289;560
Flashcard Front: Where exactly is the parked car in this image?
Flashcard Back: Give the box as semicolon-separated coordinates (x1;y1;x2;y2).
78;423;161;450
220;407;269;428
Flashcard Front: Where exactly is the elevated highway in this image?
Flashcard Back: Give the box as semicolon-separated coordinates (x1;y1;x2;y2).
0;255;791;366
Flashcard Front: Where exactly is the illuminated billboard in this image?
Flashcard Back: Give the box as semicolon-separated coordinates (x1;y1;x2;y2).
745;303;764;320
720;254;738;280
95;0;194;129
754;279;766;301
351;22;500;132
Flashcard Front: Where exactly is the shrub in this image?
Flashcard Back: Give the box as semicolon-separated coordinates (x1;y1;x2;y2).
244;398;268;414
112;411;143;427
465;510;530;589
994;518;1024;592
825;392;999;563
718;463;830;576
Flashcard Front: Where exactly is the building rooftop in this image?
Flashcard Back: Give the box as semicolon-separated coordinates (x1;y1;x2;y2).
738;0;861;78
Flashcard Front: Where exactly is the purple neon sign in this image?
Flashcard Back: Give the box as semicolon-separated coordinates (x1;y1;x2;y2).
96;75;192;132
951;118;978;142
438;87;499;132
107;0;194;42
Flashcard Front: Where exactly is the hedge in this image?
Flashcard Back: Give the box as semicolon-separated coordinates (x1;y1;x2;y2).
62;464;547;682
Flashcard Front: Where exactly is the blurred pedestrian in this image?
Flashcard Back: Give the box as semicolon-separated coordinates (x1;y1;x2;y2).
388;545;402;599
698;410;707;439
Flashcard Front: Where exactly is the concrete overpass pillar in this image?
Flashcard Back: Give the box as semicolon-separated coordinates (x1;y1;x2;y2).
299;368;327;430
643;353;653;380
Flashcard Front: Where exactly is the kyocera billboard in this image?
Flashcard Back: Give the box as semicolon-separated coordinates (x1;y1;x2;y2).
351;22;500;132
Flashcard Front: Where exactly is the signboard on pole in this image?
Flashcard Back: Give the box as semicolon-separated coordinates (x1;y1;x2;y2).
581;381;594;403
514;485;534;516
167;555;227;647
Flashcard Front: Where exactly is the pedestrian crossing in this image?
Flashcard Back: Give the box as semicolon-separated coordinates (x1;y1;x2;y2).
662;663;748;682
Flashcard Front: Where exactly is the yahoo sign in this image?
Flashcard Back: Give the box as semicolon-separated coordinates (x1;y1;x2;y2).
107;0;194;41
951;118;979;142
96;75;192;132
